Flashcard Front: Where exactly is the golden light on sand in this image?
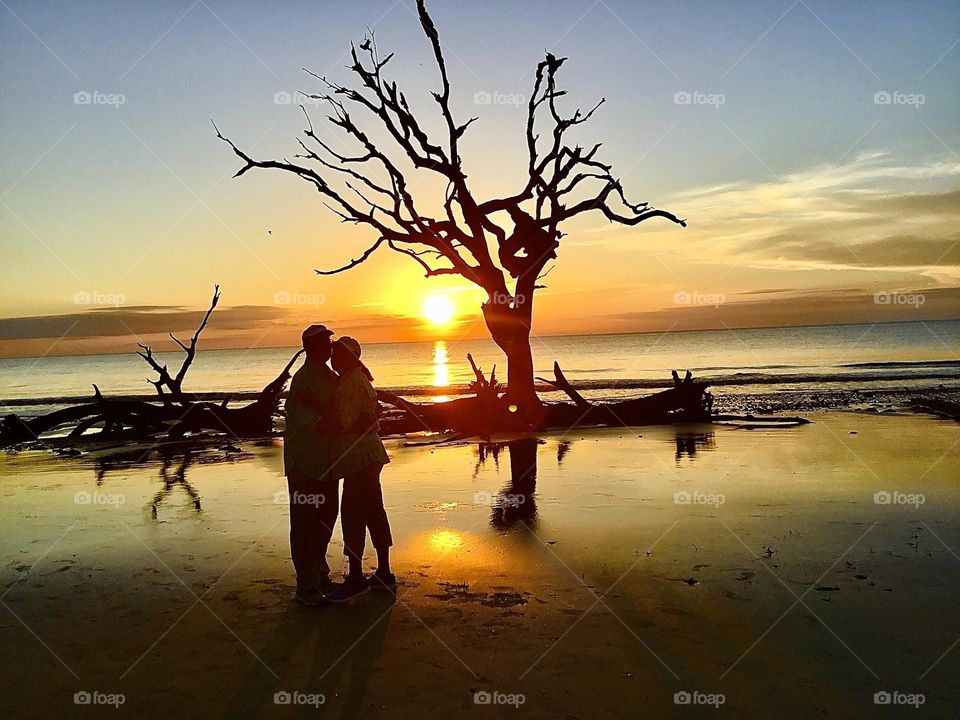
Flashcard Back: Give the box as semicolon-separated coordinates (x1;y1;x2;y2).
422;294;455;326
427;528;464;552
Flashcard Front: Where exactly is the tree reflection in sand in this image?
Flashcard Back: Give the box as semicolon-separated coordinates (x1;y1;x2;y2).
474;438;544;531
86;446;207;519
673;432;716;463
151;451;202;518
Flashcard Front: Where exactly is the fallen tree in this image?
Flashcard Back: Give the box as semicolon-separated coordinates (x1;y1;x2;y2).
0;287;302;448
376;360;715;435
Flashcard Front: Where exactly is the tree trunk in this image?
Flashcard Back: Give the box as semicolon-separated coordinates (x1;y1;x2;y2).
480;298;542;423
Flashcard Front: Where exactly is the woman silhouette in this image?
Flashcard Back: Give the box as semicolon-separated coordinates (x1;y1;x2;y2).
325;336;395;602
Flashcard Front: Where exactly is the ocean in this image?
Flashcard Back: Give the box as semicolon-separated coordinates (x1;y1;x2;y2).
2;320;959;417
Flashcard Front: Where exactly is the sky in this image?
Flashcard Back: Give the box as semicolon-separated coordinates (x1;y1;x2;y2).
1;0;958;358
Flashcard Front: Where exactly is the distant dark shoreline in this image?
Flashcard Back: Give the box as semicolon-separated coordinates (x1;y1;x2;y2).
2;317;958;361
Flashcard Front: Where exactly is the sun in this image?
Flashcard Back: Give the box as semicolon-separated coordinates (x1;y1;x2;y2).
422;294;455;326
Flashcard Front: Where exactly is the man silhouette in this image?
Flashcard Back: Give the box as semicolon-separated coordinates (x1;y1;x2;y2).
284;324;339;604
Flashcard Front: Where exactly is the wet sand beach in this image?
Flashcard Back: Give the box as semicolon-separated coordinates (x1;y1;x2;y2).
1;412;958;718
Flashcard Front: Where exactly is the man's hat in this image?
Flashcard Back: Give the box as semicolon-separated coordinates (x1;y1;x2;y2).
301;324;334;344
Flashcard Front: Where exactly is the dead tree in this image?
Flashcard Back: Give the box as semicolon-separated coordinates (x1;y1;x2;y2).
215;0;685;425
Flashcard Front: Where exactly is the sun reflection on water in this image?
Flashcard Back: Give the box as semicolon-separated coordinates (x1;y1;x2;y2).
432;340;450;402
427;528;464;552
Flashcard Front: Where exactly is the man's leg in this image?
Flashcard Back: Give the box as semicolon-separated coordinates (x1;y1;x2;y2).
287;470;320;593
313;473;340;580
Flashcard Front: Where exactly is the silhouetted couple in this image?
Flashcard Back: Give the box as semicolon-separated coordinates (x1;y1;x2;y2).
283;324;394;605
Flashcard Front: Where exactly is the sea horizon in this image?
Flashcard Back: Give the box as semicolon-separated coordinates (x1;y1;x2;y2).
3;315;958;362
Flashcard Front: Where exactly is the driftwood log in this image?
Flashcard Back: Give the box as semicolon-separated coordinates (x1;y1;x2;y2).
376;362;715;435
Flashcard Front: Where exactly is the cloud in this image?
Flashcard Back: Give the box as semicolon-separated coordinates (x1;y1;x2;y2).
0;305;288;341
632;154;960;282
0;304;432;358
605;286;960;332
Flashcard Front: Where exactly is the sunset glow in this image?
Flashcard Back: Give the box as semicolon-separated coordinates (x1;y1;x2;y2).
423;295;455;327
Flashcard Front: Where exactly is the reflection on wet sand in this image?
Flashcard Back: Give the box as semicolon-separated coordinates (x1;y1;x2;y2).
474;438;543;531
152;451;202;518
87;446;211;518
673;431;716;462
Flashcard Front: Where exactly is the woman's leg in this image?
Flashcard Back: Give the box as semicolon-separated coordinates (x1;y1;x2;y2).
364;464;393;575
340;468;369;579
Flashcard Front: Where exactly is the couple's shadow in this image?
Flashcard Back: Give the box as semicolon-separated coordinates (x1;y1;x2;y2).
222;592;395;719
